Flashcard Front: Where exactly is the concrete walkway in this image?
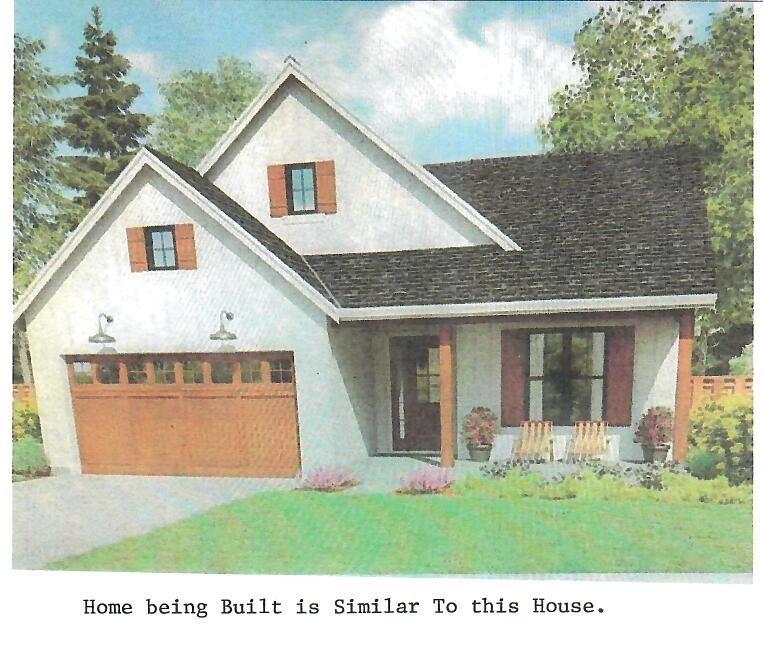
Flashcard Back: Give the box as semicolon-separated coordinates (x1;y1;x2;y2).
13;474;292;569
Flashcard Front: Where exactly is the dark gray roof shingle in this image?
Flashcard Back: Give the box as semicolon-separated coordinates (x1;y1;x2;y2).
305;146;716;308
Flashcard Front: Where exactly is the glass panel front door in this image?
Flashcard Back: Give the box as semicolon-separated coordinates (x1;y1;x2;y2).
390;336;440;451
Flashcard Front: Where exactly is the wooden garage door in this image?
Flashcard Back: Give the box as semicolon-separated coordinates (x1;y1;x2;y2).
66;352;300;477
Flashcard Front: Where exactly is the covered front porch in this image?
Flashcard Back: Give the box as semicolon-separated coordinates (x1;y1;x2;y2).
356;310;695;468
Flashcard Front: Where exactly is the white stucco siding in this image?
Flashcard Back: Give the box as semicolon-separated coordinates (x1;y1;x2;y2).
207;79;491;254
369;315;680;462
24;170;372;474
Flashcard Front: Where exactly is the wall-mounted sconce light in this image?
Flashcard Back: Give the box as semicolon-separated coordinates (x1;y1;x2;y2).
210;310;237;341
88;313;115;344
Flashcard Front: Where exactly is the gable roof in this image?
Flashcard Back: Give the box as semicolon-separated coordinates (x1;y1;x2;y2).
14;148;340;323
14;142;716;326
196;61;520;252
306;146;716;314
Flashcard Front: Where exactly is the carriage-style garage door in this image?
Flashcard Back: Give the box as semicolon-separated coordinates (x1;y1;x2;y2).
66;352;300;477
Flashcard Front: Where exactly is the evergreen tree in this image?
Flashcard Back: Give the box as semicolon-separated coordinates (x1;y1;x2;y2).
13;34;73;297
62;5;152;208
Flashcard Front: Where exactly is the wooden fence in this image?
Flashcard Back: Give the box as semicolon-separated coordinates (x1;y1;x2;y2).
691;376;752;409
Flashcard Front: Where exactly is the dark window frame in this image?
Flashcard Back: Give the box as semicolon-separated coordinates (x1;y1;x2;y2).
285;163;318;215
526;328;608;426
144;225;179;271
270;358;294;384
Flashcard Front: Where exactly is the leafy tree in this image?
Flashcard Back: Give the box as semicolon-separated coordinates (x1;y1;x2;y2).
13;34;74;297
540;3;753;373
62;5;151;208
153;56;265;166
729;342;753;377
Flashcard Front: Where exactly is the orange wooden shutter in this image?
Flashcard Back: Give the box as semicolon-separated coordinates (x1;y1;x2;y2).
126;227;148;272
605;326;635;426
175;223;197;270
315;160;337;213
501;330;528;426
267;164;288;217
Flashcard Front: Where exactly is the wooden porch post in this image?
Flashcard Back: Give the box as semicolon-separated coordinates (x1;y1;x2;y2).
439;323;456;468
673;309;695;462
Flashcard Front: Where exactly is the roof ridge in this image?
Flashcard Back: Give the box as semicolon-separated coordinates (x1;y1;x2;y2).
423;144;699;169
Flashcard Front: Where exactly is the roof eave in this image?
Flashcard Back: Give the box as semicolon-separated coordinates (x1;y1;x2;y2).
336;293;717;322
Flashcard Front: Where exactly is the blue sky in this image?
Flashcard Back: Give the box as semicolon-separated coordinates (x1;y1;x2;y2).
16;1;730;164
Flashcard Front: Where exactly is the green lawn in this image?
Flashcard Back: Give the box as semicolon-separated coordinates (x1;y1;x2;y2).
50;492;752;574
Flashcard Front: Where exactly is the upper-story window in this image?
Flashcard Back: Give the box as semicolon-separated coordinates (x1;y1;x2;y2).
267;161;336;218
145;226;178;270
127;224;197;273
286;163;317;214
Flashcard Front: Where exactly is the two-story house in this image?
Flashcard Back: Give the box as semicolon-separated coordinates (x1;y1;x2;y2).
12;61;716;477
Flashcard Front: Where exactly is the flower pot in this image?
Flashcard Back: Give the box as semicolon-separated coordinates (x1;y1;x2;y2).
642;445;670;464
467;444;492;462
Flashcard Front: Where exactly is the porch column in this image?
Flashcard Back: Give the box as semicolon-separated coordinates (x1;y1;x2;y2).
439;323;456;467
673;309;695;462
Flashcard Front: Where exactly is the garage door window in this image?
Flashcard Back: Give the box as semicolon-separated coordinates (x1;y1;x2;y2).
270;359;293;383
211;361;234;384
240;360;262;383
154;361;176;384
99;362;120;384
182;361;204;384
127;362;148;384
67;353;295;388
73;361;93;384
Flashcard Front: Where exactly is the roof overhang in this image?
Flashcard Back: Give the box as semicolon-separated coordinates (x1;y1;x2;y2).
335;293;718;322
197;61;521;252
13;148;340;324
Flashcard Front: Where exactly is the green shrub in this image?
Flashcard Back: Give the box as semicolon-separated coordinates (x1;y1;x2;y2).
686;447;724;480
454;471;545;499
12;400;41;442
12;436;49;477
660;472;752;505
688;395;753;484
456;466;750;505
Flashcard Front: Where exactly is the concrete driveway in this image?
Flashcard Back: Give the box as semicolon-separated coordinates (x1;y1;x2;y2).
13;474;293;569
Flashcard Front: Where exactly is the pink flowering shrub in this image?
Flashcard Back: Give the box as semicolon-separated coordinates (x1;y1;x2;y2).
397;468;453;495
461;406;498;447
297;466;359;492
635;407;674;447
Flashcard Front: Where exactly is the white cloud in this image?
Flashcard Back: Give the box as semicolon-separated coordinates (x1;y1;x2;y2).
253;2;579;143
45;26;65;50
125;51;172;82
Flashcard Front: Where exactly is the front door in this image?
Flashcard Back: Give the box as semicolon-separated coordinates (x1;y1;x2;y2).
390;336;440;451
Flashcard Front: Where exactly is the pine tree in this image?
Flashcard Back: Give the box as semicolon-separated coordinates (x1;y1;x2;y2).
62;5;152;208
13;34;74;296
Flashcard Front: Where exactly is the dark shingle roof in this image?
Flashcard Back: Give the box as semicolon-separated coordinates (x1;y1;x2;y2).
145;146;332;299
305;146;716;308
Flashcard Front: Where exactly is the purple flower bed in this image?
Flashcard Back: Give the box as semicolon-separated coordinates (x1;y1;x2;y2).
297;466;359;492
397;468;454;495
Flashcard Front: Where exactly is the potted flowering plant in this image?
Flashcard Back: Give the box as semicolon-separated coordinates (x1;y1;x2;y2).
461;406;498;462
635;407;674;463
